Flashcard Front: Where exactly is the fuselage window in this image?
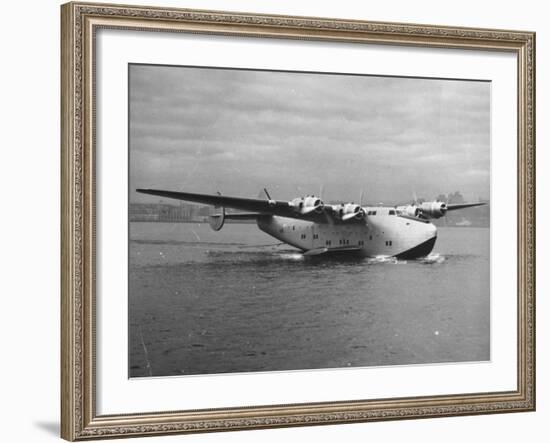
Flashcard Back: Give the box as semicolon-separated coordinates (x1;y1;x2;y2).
389;209;396;215
369;235;373;241
292;226;295;231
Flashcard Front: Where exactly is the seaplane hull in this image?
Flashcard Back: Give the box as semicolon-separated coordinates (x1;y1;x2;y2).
136;188;485;259
257;215;437;258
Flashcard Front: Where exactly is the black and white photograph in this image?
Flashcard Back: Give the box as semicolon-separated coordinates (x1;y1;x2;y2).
128;63;491;378
3;0;544;440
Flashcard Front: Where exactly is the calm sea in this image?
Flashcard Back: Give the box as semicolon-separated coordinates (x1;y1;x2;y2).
129;222;490;377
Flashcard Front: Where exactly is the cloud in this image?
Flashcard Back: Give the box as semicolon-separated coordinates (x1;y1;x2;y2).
129;64;490;204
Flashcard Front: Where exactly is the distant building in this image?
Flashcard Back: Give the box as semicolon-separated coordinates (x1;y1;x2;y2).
129;202;206;222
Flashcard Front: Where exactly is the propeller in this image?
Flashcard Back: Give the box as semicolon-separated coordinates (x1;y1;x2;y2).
258;187;276;207
341;212;362;221
340;204;366;221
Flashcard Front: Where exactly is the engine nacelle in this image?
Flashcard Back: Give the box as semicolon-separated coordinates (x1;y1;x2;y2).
291;195;324;214
397;205;420;217
339;203;365;221
419;201;448;219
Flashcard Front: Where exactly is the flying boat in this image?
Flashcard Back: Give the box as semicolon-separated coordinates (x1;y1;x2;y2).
136;188;486;259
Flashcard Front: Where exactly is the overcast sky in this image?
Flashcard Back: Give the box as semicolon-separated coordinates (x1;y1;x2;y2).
129;64;490;205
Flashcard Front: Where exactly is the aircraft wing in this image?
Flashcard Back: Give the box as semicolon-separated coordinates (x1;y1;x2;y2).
136;188;329;222
446;202;487;211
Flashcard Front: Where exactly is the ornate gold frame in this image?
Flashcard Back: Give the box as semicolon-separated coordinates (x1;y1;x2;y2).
61;2;536;440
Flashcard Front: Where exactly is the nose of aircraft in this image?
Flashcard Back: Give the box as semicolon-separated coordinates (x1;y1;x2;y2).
425;222;437;240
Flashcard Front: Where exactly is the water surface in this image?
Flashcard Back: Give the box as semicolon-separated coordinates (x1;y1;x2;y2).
129;222;490;377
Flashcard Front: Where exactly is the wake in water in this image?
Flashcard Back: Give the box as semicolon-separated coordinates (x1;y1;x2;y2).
419;253;446;264
278;252;305;261
297;252;446;265
366;253;445;265
274;251;447;265
367;255;405;265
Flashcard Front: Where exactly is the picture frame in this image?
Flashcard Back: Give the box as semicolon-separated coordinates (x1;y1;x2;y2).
61;1;536;440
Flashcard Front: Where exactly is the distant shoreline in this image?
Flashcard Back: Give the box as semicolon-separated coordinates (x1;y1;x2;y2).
129;219;257;224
